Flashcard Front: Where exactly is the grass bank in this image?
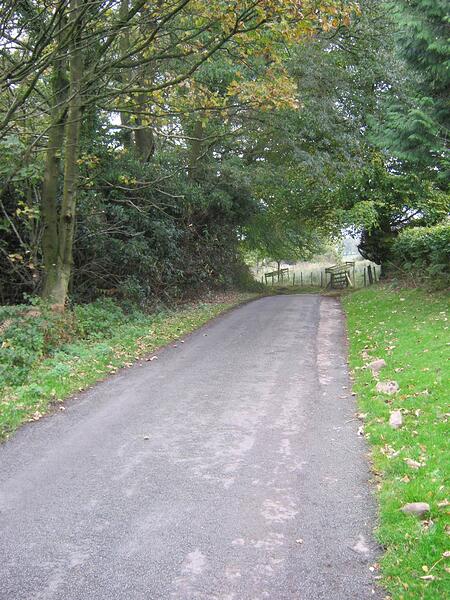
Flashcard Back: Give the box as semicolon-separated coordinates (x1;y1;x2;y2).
0;292;257;441
343;287;449;599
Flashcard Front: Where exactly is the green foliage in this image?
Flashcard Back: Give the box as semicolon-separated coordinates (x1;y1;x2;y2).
374;1;450;183
390;224;450;286
336;155;449;267
70;149;254;307
343;287;449;599
0;298;134;388
0;0;445;305
0;302;74;388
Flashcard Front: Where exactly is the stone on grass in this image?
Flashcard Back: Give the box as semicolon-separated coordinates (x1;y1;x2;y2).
405;458;422;469
376;380;399;395
389;410;403;429
400;502;430;518
366;358;387;377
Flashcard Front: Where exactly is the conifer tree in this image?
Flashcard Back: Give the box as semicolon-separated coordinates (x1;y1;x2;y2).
380;1;449;184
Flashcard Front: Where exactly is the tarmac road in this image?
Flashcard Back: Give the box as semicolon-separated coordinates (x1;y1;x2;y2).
0;294;382;599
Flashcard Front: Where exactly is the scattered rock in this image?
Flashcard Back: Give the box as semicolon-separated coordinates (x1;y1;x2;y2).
405;458;422;469
376;380;399;395
366;358;387;377
389;410;403;429
400;502;430;518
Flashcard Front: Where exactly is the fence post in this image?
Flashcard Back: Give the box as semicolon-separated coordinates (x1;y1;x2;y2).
293;273;296;286
368;265;373;285
363;268;366;287
301;272;303;286
321;272;323;287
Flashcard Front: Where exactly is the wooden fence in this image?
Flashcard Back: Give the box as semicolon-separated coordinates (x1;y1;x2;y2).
260;262;379;289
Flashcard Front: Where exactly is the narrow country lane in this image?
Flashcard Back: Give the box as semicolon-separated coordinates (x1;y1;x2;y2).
0;295;382;600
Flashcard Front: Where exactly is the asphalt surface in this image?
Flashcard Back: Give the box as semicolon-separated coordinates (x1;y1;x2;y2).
0;294;382;600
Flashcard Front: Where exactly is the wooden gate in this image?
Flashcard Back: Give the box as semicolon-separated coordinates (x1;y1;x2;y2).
325;262;355;289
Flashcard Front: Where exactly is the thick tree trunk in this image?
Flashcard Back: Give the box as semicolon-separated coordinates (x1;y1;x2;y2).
41;117;66;300
188;119;204;181
42;0;83;308
131;6;157;162
134;92;155;162
119;0;133;150
41;18;69;300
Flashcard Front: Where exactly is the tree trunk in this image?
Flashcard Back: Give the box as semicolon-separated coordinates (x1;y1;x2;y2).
134;92;155;162
188;118;204;181
119;0;133;150
42;0;83;308
41;18;68;300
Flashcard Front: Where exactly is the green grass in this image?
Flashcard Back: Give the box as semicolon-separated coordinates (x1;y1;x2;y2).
342;287;450;599
0;293;256;441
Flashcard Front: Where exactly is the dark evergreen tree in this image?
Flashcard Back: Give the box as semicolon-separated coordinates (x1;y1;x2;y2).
378;1;449;184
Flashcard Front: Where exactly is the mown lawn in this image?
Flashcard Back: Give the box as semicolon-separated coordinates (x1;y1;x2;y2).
343;287;449;599
0;293;256;441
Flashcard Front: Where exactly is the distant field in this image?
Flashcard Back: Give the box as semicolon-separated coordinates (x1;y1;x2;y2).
253;257;381;288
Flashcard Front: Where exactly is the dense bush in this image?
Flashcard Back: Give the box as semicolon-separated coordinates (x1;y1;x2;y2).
0;145;255;307
70;152;255;307
390;224;450;286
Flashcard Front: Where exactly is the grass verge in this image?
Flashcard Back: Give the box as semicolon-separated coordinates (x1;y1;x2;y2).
342;287;449;599
0;292;257;441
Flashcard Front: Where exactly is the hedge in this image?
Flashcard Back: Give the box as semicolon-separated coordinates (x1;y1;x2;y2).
390;224;450;286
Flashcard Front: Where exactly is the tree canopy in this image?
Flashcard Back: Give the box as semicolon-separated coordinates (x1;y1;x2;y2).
0;0;448;306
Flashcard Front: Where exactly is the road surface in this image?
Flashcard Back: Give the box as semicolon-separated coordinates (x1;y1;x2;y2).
0;295;382;599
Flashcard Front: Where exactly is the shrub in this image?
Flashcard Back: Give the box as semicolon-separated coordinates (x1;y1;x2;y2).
0;298;131;388
73;298;127;340
390;224;450;286
0;302;75;388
